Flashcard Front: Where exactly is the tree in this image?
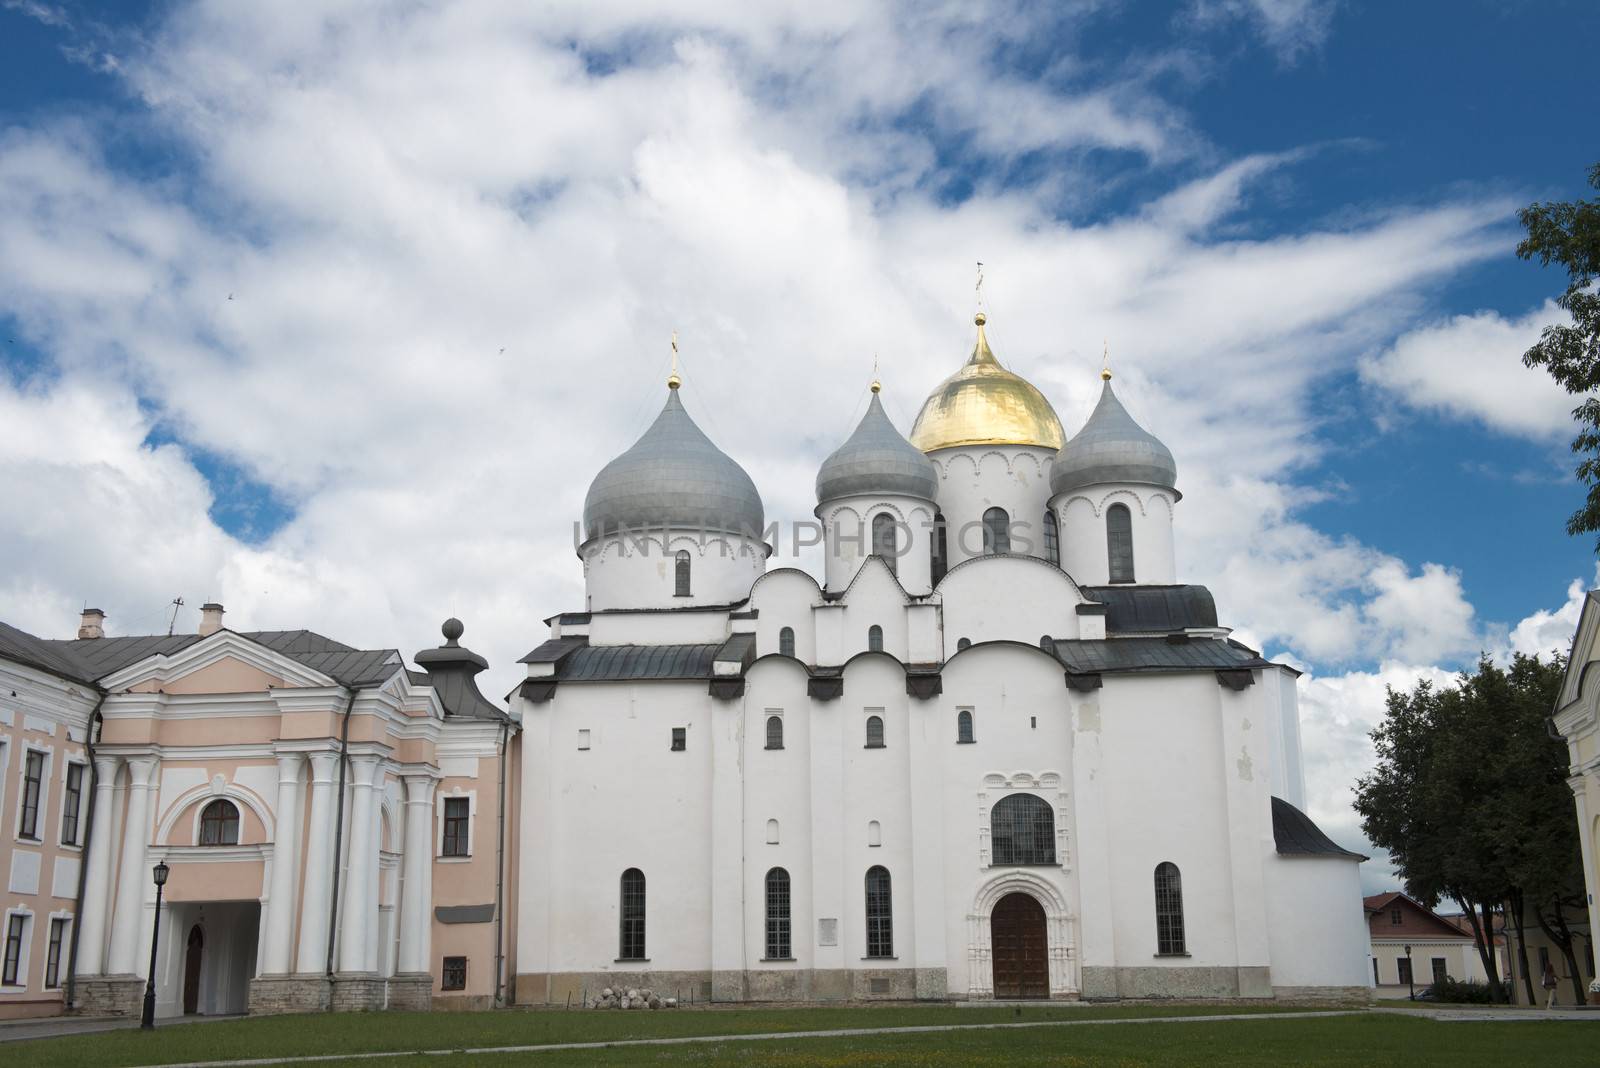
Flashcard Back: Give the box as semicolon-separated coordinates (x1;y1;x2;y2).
1518;162;1600;546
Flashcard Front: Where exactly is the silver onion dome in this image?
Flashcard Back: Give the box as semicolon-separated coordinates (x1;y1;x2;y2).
582;387;765;542
816;388;939;505
1049;376;1179;498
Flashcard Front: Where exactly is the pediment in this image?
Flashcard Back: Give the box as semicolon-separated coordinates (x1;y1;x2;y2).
102;630;338;692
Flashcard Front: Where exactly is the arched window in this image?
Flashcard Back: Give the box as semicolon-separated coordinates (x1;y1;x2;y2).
865;714;885;748
867;820;882;847
1155;862;1185;954
989;794;1055;866
871;513;898;577
865;866;893;958
1039;635;1055;654
765;715;784;750
1043;510;1060;566
765;867;792;959
619;868;646;960
957;709;975;744
867;625;883;652
1106;503;1135;583
674;550;692;596
778;626;795;658
982;507;1010;555
766;818;780;844
931;511;948;585
956;637;971;651
199;799;240;846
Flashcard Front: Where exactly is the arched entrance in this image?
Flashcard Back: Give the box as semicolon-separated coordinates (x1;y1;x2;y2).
991;892;1048;999
182;926;204;1015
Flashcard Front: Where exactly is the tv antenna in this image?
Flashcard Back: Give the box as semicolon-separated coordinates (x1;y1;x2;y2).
167;597;185;636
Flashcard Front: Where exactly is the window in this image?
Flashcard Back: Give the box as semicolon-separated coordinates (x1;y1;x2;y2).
1372;958;1380;985
956;637;970;651
1043;510;1060;566
865;715;885;749
19;750;45;840
45;918;68;989
867;820;881;847
1390;907;1402;926
619;869;646;960
199;799;240;846
778;626;795;658
990;794;1055;865
1154;862;1186;955
867;625;883;652
442;956;467;991
442;797;470;857
871;513;898;576
1039;635;1054;654
674;550;691;596
982;507;1010;555
671;727;687;751
61;763;84;846
931;512;948;585
766;819;779;844
3;914;25;986
1538;946;1551;973
1431;957;1447;985
957;709;975;744
865;867;893;958
1106;503;1135;583
1396;957;1413;985
765;715;784;750
765;868;792;959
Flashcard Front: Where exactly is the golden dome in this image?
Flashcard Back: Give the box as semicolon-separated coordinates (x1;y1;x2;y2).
909;312;1066;452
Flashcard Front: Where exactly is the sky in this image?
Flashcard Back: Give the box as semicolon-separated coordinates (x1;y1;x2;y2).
2;0;1597;893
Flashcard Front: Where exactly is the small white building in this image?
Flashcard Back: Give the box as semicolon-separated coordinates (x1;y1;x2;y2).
1364;892;1496;998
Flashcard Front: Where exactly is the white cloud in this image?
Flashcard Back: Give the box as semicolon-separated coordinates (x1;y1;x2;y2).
1504;565;1597;661
1188;0;1340;65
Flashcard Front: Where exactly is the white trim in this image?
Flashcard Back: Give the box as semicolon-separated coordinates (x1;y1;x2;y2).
1;906;34;992
99;631;340;691
156;779;275;846
966;871;1078;999
436;788;476;859
58;759;88;849
41;912;71;990
13;743;52;844
151;843;272;865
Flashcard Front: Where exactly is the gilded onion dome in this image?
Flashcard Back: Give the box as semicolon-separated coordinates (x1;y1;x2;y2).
816;385;939;505
582;384;765;542
1049;374;1178;498
909;313;1066;452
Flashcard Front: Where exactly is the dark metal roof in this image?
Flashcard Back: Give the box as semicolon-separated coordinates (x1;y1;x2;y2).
0;620;99;686
1050;635;1267;675
42;629;403;688
714;633;757;666
1079;585;1218;633
1271;796;1367;860
518;637;588;665
47;633;199;678
414;621;511;722
553;643;722;682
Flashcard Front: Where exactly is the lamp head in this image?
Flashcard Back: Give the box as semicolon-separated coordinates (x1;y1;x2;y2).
153;861;170;887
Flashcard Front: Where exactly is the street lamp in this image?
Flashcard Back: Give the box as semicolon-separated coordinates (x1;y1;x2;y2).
141;861;171;1030
1404;943;1414;1001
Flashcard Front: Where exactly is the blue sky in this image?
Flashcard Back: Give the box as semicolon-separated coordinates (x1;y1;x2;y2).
0;1;1595;868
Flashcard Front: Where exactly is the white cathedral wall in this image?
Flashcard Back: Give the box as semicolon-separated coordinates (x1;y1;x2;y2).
749;570;821;663
585;608;732;647
929;447;1057;569
1263;857;1370;992
1055;487;1177;587
581;531;768;612
938;555;1084;655
818;495;937;597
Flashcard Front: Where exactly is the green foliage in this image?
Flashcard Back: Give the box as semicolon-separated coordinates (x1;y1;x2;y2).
1422;976;1496;1004
1517;162;1600;547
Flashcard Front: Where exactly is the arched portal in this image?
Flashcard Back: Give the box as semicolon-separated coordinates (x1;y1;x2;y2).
183;925;204;1015
991;892;1048;999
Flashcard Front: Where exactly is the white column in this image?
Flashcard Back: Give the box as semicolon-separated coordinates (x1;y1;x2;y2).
73;755;121;977
338;755;380;974
295;751;341;973
107;756;159;975
364;773;384;974
261;753;305;974
397;775;436;975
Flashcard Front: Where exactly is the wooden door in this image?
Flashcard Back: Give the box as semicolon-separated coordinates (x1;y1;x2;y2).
182;926;204;1015
991;892;1049;999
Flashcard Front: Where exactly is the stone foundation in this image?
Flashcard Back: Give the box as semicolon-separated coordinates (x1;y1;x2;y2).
432;994;496;1011
1080;965;1274;1000
517;967;930;1006
70;976;144;1016
385;973;434;1012
248;975;331;1015
330;974;387;1012
1272;985;1371;1005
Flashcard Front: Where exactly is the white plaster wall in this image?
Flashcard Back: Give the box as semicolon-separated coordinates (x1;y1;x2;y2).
818;496;937;597
938;556;1084;655
1055;486;1177;587
1265;857;1370;989
743;661;815;969
833;564;911;663
585;609;733;647
929;447;1057;568
582;531;768;611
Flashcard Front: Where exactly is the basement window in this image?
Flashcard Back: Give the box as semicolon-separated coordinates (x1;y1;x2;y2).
442;956;467;991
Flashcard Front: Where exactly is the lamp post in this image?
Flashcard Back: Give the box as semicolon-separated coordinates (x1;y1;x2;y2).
1404;943;1414;1001
140;861;170;1030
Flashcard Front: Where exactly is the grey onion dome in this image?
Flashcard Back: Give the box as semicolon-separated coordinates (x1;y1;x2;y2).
1049;378;1179;498
582;388;765;541
816;391;939;505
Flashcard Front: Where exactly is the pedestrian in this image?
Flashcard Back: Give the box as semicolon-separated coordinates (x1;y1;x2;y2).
1541;960;1559;1009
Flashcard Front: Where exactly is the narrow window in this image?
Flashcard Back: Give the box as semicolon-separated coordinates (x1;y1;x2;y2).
1154;862;1186;954
2;914;25;985
765;716;784;750
1372;958;1380;985
61;763;84;846
982;507;1010;555
1039;635;1054;654
1390;907;1402;926
619;869;646;960
19;750;45;840
674;550;691;596
671;727;687;751
766;818;779;844
865;715;885;749
1431;958;1447;985
442;956;467;991
1106;503;1135;583
441;797;470;857
956;638;971;651
867;820;882;847
1396;956;1412;985
990;794;1055;865
867;625;883;652
778;626;795;658
45;917;67;988
199;799;240;846
1043;510;1060;566
957;709;975;744
871;513;898;576
931;512;948;585
865;867;893;958
765;868;792;959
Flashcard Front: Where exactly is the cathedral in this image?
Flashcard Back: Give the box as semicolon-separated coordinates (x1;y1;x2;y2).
510;312;1371;1003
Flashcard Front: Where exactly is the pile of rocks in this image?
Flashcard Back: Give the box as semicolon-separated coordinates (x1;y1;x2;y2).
588;986;678;1010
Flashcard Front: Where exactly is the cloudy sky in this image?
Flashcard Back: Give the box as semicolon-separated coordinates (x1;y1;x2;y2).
2;0;1596;890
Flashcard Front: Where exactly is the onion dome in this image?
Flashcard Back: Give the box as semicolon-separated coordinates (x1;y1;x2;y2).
1049;373;1178;498
817;383;939;505
909;313;1065;452
582;383;765;542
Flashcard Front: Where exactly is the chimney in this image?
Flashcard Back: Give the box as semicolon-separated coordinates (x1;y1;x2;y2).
198;602;226;637
78;608;106;640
